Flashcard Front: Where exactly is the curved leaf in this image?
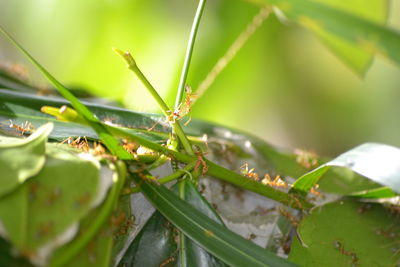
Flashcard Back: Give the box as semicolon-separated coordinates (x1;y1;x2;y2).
0;122;52;198
292;143;400;195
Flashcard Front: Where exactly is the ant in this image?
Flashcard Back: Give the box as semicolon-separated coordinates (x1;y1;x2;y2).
7;120;35;135
333;241;359;266
294;148;318;169
240;163;260;181
262;174;289;189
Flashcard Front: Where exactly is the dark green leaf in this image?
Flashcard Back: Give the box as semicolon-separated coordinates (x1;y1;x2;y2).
131;174;297;267
175;180;227;267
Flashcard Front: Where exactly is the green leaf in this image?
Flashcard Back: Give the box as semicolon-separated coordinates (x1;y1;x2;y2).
288;200;400;266
0;143;108;265
292;143;400;195
119;180;227;267
0;89;167;141
254;0;400;72
130;174;297;267
49;161;126;267
0;122;52;198
350;186;397;199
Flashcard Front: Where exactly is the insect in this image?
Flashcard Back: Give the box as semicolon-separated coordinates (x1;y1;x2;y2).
194;149;208;175
309;184;321;197
333;241;359;266
7;120;35;135
61;136;90;152
262;174;288;189
294;148;318;169
159;256;175;267
122;138;138;154
47;187;62;206
278;207;299;227
36;221;54;240
240;163;260;181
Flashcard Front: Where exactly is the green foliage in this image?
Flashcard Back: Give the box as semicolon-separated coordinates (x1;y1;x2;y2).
256;0;400;73
0;1;400;266
289;200;400;266
0;123;52;197
293;143;400;194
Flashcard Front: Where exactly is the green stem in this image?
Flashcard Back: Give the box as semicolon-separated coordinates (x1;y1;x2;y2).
122;161;197;194
107;126;313;210
178;180;188;266
174;0;207;109
113;48;194;155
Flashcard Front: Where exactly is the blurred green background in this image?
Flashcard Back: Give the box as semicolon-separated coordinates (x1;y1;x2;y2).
0;0;399;156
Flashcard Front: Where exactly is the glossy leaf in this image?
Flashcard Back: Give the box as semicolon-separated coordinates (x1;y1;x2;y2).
131;173;297;267
0;123;52;198
255;0;400;71
289;200;400;266
0;89;167;141
119;180;228;267
292;143;400;195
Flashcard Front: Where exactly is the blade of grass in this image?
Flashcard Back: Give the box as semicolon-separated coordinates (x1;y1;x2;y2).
131;173;297;267
0;26;132;159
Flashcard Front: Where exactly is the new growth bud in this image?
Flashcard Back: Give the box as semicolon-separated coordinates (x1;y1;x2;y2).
112;47;137;69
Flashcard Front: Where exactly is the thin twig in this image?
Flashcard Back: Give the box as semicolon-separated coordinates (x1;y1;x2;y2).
193;6;271;104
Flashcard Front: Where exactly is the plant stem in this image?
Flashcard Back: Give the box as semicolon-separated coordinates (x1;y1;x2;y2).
174;0;207;109
178;180;188;266
113;48;194;155
122;161;197;194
